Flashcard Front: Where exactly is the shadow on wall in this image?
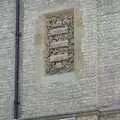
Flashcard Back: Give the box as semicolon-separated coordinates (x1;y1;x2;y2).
18;0;24;118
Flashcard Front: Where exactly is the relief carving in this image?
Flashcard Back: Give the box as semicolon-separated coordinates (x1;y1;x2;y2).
44;9;74;74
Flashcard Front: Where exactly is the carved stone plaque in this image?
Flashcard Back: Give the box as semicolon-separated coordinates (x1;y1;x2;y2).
44;9;74;75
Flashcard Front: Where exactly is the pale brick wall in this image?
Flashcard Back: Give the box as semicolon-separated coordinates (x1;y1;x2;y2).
21;0;98;119
98;0;120;106
0;0;120;120
0;0;15;120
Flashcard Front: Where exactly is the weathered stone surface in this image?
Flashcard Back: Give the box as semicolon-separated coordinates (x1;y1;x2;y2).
44;9;74;74
1;0;120;120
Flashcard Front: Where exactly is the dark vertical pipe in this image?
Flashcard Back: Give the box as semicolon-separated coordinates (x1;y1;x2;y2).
14;0;20;119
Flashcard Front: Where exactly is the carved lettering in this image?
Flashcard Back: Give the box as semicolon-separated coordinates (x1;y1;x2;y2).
48;26;68;35
44;9;74;74
50;53;68;62
50;40;68;48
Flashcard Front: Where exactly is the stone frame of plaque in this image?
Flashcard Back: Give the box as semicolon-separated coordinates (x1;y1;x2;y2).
44;8;74;75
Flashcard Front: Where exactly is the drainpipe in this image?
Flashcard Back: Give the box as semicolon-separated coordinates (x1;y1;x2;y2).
14;0;20;119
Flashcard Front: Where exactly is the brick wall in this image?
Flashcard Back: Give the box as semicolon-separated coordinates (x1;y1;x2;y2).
98;0;120;106
0;0;120;120
21;0;98;119
0;0;15;120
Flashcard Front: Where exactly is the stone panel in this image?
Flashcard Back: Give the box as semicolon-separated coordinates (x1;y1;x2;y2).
44;9;74;75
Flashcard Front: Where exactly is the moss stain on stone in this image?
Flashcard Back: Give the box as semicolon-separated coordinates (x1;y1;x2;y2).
35;32;43;46
74;8;85;78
